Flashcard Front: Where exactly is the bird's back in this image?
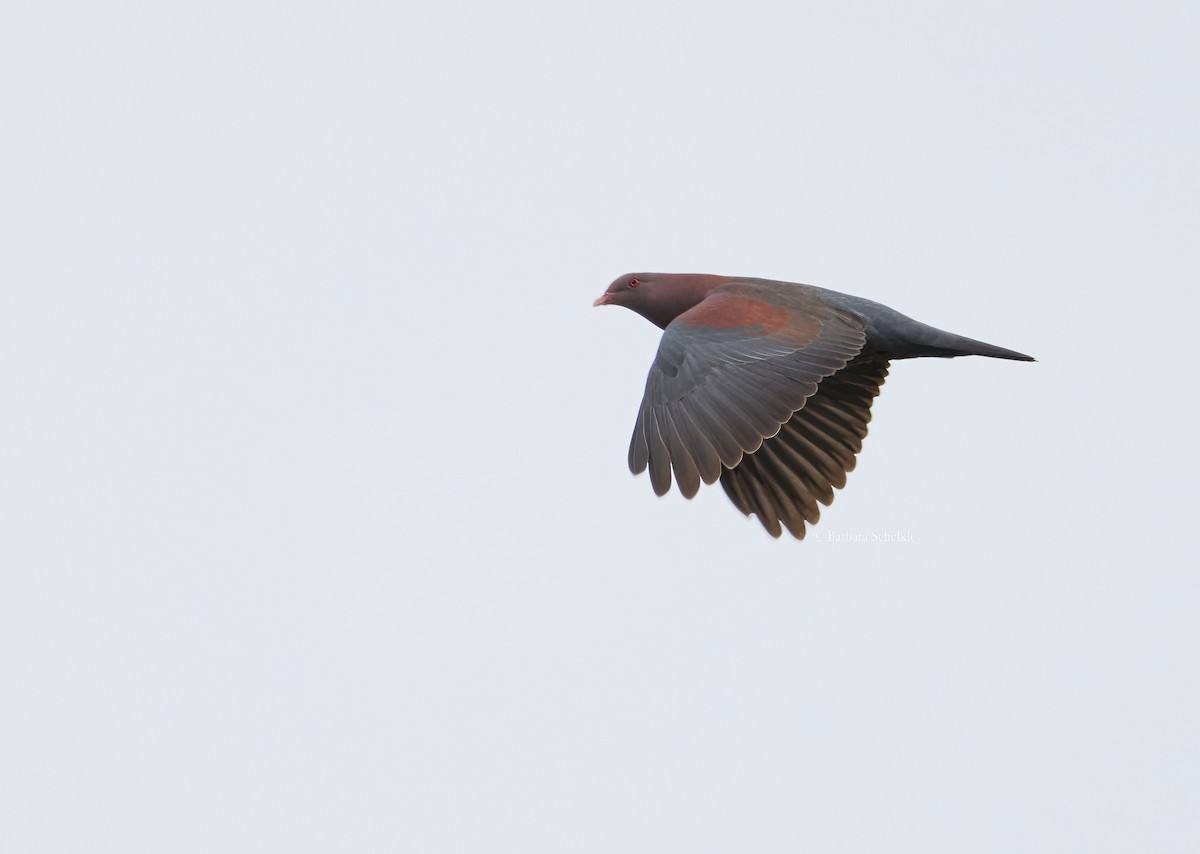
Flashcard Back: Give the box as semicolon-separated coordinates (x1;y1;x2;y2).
746;279;1034;361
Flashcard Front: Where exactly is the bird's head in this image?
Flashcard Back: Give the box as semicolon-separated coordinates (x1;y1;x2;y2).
593;272;730;329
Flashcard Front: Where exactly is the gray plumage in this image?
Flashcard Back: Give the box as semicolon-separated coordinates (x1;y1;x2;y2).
595;273;1034;538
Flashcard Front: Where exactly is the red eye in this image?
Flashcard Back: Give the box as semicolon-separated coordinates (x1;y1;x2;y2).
628;278;640;288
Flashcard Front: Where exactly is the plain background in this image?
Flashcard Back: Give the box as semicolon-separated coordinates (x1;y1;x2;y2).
2;2;1197;851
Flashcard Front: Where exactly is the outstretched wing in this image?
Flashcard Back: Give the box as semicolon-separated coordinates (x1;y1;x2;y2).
720;356;890;538
629;281;867;499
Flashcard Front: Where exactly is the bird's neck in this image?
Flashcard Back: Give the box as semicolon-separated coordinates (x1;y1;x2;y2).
640;275;730;328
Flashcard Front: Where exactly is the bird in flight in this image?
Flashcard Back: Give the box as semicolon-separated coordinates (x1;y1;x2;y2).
594;273;1034;539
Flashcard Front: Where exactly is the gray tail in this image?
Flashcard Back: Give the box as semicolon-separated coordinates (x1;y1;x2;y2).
914;330;1035;361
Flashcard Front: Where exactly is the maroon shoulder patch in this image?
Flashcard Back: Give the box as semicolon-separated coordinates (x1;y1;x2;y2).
677;293;820;342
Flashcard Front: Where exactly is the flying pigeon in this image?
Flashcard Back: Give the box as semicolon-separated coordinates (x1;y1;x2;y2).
594;273;1034;538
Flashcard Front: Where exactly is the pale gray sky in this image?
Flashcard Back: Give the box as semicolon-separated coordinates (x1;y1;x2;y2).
2;2;1197;851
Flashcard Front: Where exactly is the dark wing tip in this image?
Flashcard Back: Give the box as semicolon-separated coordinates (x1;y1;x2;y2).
719;357;891;541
